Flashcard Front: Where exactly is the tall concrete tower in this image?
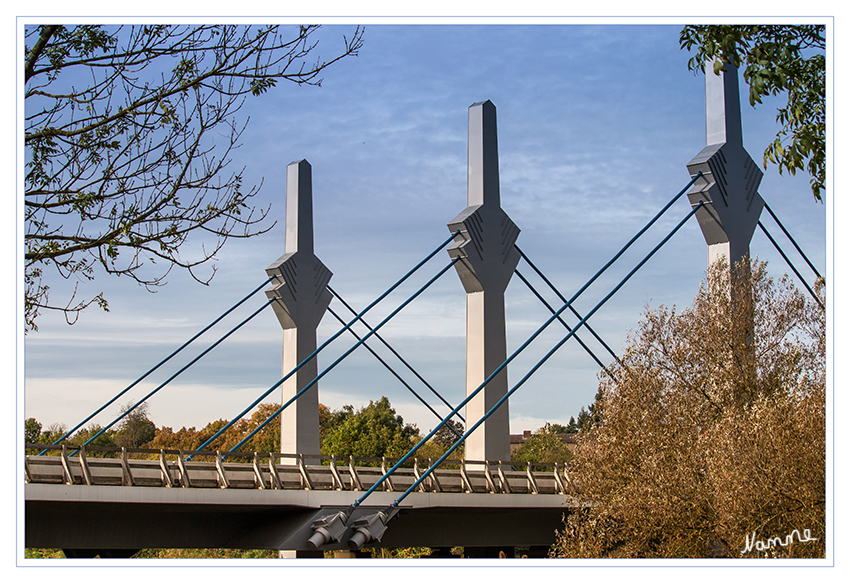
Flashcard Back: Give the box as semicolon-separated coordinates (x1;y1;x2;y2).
265;160;332;463
448;101;520;463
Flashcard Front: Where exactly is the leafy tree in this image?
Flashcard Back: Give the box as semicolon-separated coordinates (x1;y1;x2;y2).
144;424;203;451
551;260;825;558
368;546;434;558
69;424;117;453
679;25;825;201
24;418;116;455
320;397;418;460
318;402;332;435
145;403;281;455
25;417;43;444
38;422;68;446
113;402;156;449
217;403;281;454
320;403;354;438
571;385;605;433
429;418;464;451
511;423;573;469
24;548;66;558
24;24;363;331
25;417;44;454
547;422;570;434
574;409;589;430
414;418;465;462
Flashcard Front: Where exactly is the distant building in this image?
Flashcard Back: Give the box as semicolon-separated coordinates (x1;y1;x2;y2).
509;430;577;453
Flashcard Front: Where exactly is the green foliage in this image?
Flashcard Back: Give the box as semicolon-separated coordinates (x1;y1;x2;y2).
113;402;156;449
428;418;464;451
114;420;156;449
25;417;42;446
547;422;571;434
414;436;465;463
34;422;69;449
320;403;354;437
320;397;418;460
412;417;465;461
368;546;433;558
573;385;604;432
25;416;118;456
679;25;825;201
24;402;160;455
133;548;279;558
24;548;66;558
511;423;573;469
24;24;363;331
67;424;116;452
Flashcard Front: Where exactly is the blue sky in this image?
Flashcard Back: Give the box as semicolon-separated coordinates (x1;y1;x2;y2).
21;22;829;440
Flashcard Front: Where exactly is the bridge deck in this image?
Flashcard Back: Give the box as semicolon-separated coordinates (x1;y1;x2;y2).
25;446;577;551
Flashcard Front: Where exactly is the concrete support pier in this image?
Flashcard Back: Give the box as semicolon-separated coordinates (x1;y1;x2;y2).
447;101;520;463
265;160;332;462
686;61;764;267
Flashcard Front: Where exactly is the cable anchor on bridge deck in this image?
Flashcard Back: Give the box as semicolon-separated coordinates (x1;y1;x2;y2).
306;507;354;549
346;506;400;550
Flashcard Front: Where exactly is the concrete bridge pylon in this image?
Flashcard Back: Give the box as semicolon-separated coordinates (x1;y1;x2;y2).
448;100;521;463
686;60;765;268
265;160;333;463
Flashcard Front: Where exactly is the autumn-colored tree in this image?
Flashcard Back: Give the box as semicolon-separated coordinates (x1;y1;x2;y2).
143;424;206;451
145;403;281;456
318;402;333;436
552;260;825;558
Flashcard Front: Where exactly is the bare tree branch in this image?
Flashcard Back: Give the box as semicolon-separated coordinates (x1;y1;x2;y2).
24;24;364;331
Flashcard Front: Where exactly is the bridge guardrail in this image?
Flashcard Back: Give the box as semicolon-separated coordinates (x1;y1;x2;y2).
24;444;570;495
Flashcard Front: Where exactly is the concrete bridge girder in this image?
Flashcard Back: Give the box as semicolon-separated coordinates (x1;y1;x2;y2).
25;483;573;551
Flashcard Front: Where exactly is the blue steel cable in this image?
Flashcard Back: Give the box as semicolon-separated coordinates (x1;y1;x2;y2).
326;305;463;439
514;268;616;382
387;202;705;508
757;221;824;309
42;276;274;453
763;202;823;280
193;232;460;455
348;179;703;508
516;246;621;366
226;257;462;454
71;298;275;454
328;285;465;424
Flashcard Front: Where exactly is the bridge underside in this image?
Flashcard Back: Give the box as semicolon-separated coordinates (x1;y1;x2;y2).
26;484;573;551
